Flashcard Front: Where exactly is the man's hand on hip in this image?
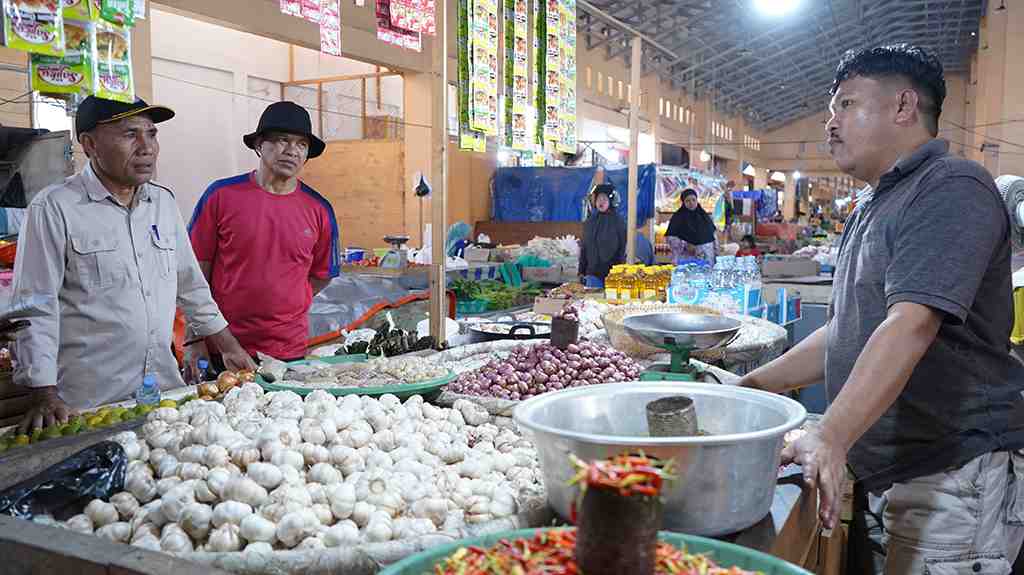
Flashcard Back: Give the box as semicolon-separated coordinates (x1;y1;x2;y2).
18;386;75;435
782;425;848;530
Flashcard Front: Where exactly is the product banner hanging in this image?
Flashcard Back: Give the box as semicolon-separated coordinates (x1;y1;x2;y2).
542;0;560;143
320;0;341;56
556;0;576;153
533;0;545;147
469;0;499;135
300;0;322;22
281;0;301;16
389;0;435;35
458;0;487;152
509;0;530;150
376;0;422;51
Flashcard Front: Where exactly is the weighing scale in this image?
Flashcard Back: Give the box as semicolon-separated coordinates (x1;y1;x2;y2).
380;235;411;269
623;313;742;381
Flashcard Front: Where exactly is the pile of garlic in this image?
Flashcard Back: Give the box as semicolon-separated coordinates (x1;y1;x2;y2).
59;384;543;554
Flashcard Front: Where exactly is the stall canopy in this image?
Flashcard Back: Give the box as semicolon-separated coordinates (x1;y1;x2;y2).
492;164;655;224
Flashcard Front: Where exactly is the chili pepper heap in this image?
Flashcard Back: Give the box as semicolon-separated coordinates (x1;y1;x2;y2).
432;453;764;575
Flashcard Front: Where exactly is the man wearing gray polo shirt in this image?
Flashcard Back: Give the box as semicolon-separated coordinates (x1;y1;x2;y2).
740;45;1024;573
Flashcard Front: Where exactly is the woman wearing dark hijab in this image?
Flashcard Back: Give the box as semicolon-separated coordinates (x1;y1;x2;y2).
578;183;626;288
666;188;718;266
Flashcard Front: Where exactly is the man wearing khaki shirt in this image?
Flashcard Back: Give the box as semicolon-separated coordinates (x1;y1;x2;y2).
12;96;255;433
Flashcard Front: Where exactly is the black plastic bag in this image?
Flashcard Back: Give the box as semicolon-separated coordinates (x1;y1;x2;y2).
0;441;127;521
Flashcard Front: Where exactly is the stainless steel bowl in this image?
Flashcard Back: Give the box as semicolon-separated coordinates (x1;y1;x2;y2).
623;313;743;352
513;382;807;536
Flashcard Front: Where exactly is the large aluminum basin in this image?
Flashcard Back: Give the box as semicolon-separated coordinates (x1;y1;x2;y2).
513;382;807;536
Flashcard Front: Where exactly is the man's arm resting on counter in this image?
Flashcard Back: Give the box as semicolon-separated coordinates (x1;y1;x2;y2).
739;324;828;393
790;301;942;529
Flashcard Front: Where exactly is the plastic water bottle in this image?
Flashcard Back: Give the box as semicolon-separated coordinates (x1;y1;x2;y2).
136;374;161;406
197;359;212;383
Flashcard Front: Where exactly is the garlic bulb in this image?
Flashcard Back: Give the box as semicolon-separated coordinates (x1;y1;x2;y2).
126;471;158;504
276;509;320;548
96;521;131;543
179;502;213;540
297;535;325;550
84;499;118;528
160;523;193;553
246;462;284;490
203;445;230;469
132;534;162;551
311;503;333;525
299;443;330;466
243;541;274;554
308;462;342;485
239;514;277;543
110;492;140;520
230;444;261;470
323;520;359;547
212;500;253;528
207;523;243;552
65;514;93;534
222;476;268;507
327;483;356;520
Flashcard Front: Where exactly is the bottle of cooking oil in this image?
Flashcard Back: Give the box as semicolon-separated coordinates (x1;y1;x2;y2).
604;266;620;301
630;266;643;300
641;266;659;300
620;265;637;302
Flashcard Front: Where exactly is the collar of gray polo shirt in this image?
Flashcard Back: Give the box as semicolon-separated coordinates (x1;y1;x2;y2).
82;163;154;205
873;138;950;195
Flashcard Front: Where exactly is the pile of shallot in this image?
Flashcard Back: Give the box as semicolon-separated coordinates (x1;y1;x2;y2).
445;342;641;400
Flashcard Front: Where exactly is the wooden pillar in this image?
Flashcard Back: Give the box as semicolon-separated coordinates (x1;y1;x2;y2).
753;168;768;189
625;36;641;264
428;0;448;344
783;174;797;222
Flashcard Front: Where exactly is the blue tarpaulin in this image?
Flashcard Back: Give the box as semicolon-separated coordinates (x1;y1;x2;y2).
492;167;598;221
604;164;656;226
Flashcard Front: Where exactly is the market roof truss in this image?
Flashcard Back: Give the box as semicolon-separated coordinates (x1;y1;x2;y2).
577;0;984;131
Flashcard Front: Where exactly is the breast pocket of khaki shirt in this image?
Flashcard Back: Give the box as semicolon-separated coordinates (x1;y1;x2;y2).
150;228;176;279
70;235;122;288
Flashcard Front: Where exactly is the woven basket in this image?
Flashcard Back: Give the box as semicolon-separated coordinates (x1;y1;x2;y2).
601;303;721;358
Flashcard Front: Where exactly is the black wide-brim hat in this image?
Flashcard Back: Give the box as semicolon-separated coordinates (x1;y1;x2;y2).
243;101;326;159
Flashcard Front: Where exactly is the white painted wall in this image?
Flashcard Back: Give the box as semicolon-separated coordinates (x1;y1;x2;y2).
149;8;404;217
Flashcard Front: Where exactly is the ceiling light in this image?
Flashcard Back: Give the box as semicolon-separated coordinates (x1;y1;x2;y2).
743;164;757;176
771;171;786;182
753;0;800;17
970;31;977;36
793;170;802;179
700;150;712;162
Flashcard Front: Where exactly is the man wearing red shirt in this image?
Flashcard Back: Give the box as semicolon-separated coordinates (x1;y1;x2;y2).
187;102;340;374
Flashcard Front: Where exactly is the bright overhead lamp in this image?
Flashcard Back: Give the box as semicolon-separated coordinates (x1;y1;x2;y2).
793;170;802;179
699;149;712;162
742;164;757;177
770;171;786;182
753;0;800;17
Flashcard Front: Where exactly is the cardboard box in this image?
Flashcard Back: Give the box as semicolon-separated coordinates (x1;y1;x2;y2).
463;247;492;262
521;266;564;284
762;256;820;278
533;296;570;316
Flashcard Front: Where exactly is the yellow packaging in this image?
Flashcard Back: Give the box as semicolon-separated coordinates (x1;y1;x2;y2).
94;19;132;102
4;0;65;56
30;18;93;96
61;0;93;20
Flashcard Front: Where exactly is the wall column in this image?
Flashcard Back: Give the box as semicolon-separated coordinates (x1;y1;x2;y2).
782;174;797;221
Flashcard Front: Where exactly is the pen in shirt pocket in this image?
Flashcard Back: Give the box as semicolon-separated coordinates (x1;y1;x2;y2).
152;224;160;240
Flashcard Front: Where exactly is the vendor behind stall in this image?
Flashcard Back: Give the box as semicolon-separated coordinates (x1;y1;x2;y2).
11;96;254;432
187;102;340;376
740;44;1024;573
666;188;717;266
578;183;626;289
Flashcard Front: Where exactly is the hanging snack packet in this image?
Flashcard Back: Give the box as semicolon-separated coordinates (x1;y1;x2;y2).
30;17;94;96
98;0;130;26
61;0;91;20
94;19;132;102
3;0;65;56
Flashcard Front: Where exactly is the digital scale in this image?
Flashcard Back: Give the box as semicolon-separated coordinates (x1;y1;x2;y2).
380;235;411;269
623;313;742;382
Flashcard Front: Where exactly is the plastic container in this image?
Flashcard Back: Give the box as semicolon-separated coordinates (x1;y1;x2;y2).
455;299;489;315
135;374;160;405
381;527;811;575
